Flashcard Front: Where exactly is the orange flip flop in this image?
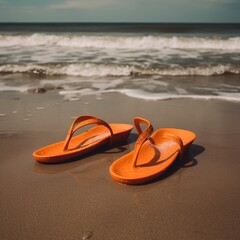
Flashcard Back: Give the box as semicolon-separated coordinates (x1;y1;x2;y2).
110;117;196;185
33;115;133;163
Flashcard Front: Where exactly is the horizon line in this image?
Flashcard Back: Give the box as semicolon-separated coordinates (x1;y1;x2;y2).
0;21;240;24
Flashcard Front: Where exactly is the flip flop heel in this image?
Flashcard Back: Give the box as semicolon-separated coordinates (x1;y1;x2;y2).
111;128;132;146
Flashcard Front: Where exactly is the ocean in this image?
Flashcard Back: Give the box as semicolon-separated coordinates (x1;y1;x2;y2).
0;23;239;101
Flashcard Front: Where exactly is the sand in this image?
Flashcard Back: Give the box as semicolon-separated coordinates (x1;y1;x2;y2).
0;91;240;240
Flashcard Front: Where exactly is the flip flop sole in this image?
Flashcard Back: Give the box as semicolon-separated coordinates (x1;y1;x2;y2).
33;123;133;163
110;128;196;184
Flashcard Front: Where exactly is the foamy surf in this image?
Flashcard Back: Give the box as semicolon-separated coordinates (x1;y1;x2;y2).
0;75;239;102
0;63;239;77
0;23;239;103
1;34;240;50
58;89;240;102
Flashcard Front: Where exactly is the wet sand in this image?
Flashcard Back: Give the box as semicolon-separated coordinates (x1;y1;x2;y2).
0;91;240;240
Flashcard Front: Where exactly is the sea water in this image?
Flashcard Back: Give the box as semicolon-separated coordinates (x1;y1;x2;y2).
0;23;239;101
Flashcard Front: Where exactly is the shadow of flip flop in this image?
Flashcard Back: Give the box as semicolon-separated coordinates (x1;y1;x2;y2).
142;144;205;185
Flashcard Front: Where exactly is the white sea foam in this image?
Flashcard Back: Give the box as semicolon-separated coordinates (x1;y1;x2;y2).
58;88;240;102
0;75;239;102
1;34;240;50
0;82;30;92
0;63;133;76
0;63;239;76
123;90;240;102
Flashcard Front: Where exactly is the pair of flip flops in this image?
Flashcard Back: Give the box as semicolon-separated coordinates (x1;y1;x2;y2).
33;115;196;185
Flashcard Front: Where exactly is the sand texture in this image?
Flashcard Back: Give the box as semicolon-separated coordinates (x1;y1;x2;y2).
0;91;240;240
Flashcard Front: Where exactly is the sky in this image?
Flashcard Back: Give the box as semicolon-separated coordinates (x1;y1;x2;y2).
0;0;240;23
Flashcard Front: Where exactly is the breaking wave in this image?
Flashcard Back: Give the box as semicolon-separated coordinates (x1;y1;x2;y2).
0;34;240;50
0;63;239;77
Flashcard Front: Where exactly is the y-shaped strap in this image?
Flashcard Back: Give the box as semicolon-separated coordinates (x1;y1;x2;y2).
63;115;113;151
131;117;154;168
162;132;184;160
131;119;184;168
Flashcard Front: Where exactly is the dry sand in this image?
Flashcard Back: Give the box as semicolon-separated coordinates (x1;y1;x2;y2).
0;91;240;239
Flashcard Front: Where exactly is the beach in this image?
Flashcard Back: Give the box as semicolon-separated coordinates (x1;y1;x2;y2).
0;22;240;239
0;90;240;239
